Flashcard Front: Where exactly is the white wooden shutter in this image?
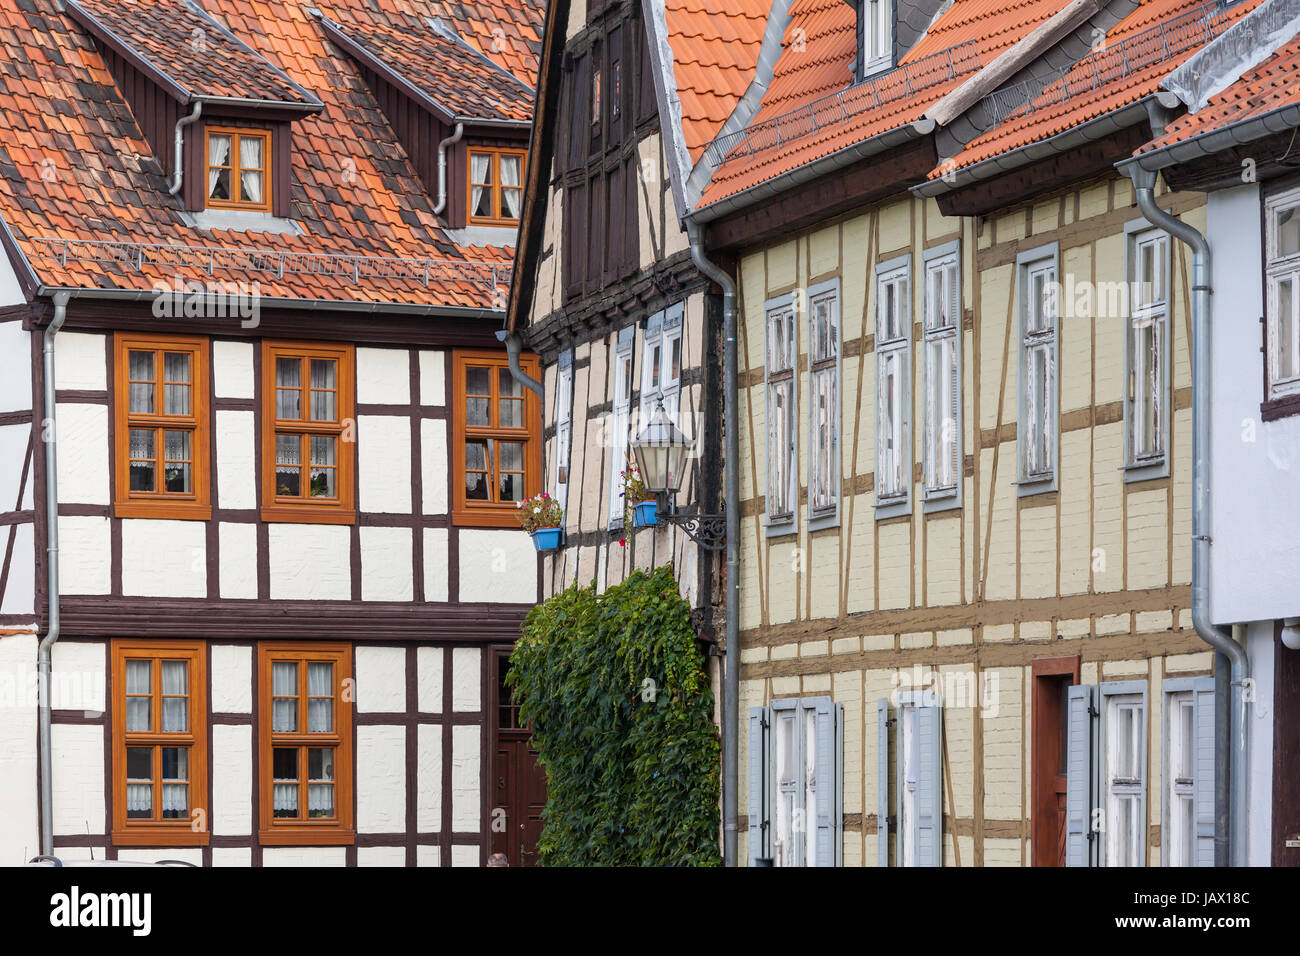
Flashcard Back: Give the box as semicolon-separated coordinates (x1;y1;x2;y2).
1066;684;1097;867
812;698;841;866
947;261;962;486
877;698;890;867
1192;676;1216;867
748;706;771;866
914;691;943;867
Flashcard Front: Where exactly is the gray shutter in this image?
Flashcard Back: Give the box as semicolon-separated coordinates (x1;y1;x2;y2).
1193;676;1216;867
877;698;890;867
748;706;770;866
914;692;943;867
1066;684;1097;867
812;699;840;866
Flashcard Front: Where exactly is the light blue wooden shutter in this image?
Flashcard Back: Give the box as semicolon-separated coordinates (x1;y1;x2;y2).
748;706;770;866
914;692;943;867
877;698;890;867
812;698;841;866
1066;684;1097;867
1192;676;1216;867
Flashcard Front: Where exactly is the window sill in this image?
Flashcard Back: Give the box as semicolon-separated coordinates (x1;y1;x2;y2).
260;505;356;526
922;492;961;515
1122;458;1169;484
1015;475;1057;498
1261;393;1300;422
452;506;528;530
257;827;355;847
114;500;212;521
764;515;797;539
111;827;211;847
875;497;911;521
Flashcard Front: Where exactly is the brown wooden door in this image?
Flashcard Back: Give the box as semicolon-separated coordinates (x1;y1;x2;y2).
1032;657;1080;867
489;648;546;867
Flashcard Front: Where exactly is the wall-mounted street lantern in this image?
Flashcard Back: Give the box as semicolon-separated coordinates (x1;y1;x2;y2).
629;401;725;551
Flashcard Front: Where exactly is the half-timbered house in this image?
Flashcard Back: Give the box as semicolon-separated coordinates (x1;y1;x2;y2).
0;0;548;867
509;0;1289;866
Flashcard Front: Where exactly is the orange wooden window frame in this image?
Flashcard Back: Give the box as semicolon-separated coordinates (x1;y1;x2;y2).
467;147;527;226
204;126;273;213
451;349;542;528
111;639;209;847
257;643;354;845
113;333;211;520
261;341;356;525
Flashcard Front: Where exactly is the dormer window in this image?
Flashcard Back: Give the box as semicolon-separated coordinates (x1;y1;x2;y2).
468;148;527;226
206;127;272;213
862;0;893;77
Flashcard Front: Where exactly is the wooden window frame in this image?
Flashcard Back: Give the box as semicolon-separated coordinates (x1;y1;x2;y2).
451;348;542;528
204;126;273;213
113;332;211;520
261;341;356;525
258;643;354;846
1263;185;1300;419
111;639;209;846
467;147;528;227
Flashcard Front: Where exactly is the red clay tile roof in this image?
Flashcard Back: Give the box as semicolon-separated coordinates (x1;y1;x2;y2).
664;0;769;162
1138;25;1300;154
696;0;1067;209
66;0;317;107
424;0;545;81
316;3;535;122
0;0;521;310
932;0;1263;180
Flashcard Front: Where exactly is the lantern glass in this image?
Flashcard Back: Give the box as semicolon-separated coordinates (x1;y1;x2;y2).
631;402;692;495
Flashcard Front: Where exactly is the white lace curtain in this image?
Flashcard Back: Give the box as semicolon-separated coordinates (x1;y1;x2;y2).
240;135;264;204
470;153;492;217
208;135;230;197
273;662;297;731
501;155;522;218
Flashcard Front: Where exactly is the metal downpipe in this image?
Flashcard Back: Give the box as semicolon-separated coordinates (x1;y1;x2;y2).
687;221;739;866
168;102;203;196
1128;171;1250;866
494;328;544;400
434;123;465;217
38;291;69;857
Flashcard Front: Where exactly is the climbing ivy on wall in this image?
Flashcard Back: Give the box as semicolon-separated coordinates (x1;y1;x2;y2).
507;566;721;866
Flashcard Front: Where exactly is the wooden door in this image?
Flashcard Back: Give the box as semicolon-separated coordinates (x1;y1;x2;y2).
489;648;546;867
1274;625;1300;866
1032;657;1080;867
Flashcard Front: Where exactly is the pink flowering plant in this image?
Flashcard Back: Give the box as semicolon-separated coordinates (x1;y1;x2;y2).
620;460;653;528
515;492;563;533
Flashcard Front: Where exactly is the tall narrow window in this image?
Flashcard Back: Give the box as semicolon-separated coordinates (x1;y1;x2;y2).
1018;248;1058;493
452;349;542;527
259;644;353;845
1102;689;1145;867
640;305;683;426
1265;187;1300;411
554;351;574;515
262;342;355;524
808;281;840;525
754;697;842;867
875;257;911;518
1126;229;1169;478
114;333;210;520
861;0;893;76
468;148;526;225
1166;691;1195;867
608;327;634;529
922;246;961;508
765;296;797;531
111;640;207;846
206;127;271;212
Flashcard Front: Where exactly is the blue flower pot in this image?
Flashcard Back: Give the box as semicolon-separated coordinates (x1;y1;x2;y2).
632;501;658;528
531;527;563;552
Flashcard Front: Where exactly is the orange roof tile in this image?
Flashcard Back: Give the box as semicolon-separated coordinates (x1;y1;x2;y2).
423;0;545;81
1138;26;1300;155
932;0;1263;180
664;0;770;162
696;0;1068;210
0;0;529;310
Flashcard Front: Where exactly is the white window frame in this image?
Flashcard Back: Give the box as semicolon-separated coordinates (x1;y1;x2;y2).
1123;223;1171;481
639;303;684;426
759;696;842;868
553;350;574;515
921;241;962;512
875;254;911;519
1265;185;1300;402
1099;680;1146;867
607;325;635;530
1016;243;1059;495
861;0;893;77
1164;689;1195;868
807;278;841;531
765;293;798;535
